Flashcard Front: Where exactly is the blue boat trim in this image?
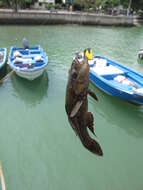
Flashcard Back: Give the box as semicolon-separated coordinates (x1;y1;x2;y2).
89;55;143;105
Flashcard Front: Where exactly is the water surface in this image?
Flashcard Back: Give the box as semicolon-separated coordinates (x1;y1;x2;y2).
0;25;143;190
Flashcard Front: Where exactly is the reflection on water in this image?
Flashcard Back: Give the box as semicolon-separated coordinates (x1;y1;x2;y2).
89;83;143;138
137;58;143;65
0;64;8;80
11;71;49;106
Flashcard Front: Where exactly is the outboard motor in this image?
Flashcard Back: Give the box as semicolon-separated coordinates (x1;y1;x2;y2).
22;38;29;49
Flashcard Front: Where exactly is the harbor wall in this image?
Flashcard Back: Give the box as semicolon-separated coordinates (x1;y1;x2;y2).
0;9;142;26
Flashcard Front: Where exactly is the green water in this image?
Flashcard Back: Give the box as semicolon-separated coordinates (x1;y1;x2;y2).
0;25;143;190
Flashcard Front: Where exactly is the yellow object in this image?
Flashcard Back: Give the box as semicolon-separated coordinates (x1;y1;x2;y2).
84;48;93;60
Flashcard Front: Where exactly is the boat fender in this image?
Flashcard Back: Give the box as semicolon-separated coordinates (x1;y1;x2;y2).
13;51;22;58
34;55;43;62
13;57;23;64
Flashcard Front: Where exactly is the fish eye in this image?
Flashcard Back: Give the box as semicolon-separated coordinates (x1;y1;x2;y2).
72;71;78;80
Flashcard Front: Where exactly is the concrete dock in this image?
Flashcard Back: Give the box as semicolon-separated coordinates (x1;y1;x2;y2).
0;9;142;26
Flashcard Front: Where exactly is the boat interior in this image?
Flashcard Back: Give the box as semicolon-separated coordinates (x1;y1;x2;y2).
10;47;46;68
90;57;143;93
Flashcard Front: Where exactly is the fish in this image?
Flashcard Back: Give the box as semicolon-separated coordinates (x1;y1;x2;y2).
65;58;103;156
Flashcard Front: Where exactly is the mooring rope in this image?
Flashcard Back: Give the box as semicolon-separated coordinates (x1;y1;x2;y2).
0;161;6;190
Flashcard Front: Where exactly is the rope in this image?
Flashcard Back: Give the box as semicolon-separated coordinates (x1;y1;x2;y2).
0;161;6;190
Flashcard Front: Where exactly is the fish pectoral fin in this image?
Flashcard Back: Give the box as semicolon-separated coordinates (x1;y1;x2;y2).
70;101;83;118
88;89;98;101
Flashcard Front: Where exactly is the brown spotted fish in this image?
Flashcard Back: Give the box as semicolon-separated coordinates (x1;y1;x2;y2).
65;58;103;156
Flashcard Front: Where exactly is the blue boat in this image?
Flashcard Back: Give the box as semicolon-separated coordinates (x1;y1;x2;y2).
88;56;143;105
0;48;7;69
8;45;48;80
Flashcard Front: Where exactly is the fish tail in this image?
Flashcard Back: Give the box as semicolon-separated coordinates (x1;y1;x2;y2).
78;127;103;156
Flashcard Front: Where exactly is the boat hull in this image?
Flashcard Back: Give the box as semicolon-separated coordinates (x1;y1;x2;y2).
14;67;47;80
90;71;143;105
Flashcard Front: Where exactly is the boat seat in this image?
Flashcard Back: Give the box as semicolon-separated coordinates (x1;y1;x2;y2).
95;58;107;67
13;57;33;64
14;61;45;68
90;65;124;76
110;80;134;92
113;75;137;88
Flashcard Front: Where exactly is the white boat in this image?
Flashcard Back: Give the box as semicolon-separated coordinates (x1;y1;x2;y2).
138;49;143;59
8;45;48;80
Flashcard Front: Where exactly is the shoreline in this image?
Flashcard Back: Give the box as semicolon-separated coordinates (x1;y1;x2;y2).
0;9;142;26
